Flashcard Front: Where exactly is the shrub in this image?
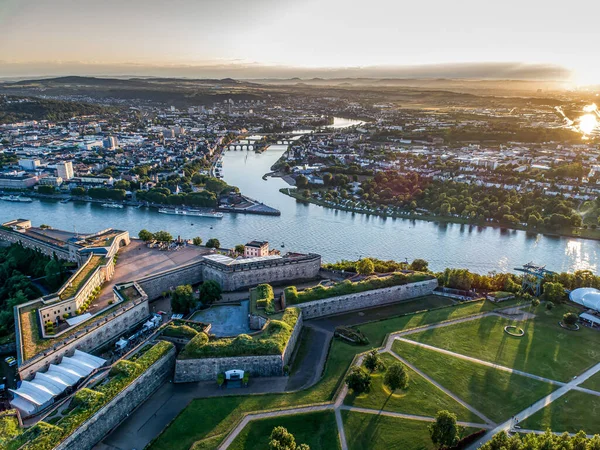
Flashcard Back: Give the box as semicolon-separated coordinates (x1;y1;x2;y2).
217;373;225;386
284;286;298;304
563;312;579;326
546;301;555;310
254;284;275;314
162;324;199;339
180;308;300;358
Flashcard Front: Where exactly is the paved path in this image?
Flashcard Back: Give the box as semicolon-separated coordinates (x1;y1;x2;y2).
286;325;333;391
388;350;495;425
339;405;492;429
394;337;565;386
217;404;335;450
465;360;600;449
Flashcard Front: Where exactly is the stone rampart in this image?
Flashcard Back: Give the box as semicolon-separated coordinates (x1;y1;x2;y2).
136;260;204;300
294;279;438;320
19;299;150;380
174;311;303;382
55;346;176;450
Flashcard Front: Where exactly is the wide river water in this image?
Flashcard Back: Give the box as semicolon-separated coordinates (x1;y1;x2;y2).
0;119;598;274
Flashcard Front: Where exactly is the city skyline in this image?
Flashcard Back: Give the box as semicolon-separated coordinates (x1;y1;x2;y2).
1;0;598;84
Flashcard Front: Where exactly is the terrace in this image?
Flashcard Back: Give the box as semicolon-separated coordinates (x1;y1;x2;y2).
59;255;105;300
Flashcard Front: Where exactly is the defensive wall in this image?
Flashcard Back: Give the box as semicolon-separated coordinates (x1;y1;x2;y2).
201;253;321;291
173;311;303;382
134;253;322;299
136;260;205;300
288;279;438;319
39;255;117;327
55;345;176;450
18;297;150;380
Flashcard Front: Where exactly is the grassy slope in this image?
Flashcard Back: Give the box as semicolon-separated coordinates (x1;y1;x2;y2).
342;410;479;450
149;299;520;450
392;340;557;423
228;411;340;450
519;390;600;435
344;353;481;422
404;305;600;382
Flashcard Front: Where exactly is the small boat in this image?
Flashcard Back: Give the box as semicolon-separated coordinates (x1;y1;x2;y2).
1;195;33;203
281;242;285;248
158;208;223;219
102;203;124;209
60;197;71;204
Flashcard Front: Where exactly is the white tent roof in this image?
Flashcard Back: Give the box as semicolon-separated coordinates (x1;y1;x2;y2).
570;288;600;312
10;350;106;417
580;312;600;325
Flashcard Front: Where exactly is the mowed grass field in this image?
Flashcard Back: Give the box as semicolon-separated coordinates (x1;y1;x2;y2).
392;340;557;423
403;305;600;382
581;371;600;392
228;411;340;450
342;411;480;450
520;390;600;435
149;299;524;450
344;353;481;422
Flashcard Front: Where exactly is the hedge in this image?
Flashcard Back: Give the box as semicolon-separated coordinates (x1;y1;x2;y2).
286;272;433;304
179;308;300;359
15;341;174;450
255;284;275;315
0;411;21;445
162;324;199;339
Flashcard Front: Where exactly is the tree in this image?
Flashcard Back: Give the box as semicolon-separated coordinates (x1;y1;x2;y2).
206;238;221;249
384;362;409;392
563;312;578;326
200;280;222;305
296;175;308;188
543;281;565;303
546;301;555;311
269;426;310;450
235;244;245;254
364;349;382;373
171;285;195;314
345;366;371;394
192;237;203;246
44;258;64;291
356;258;375;275
410;258;429;272
153;230;173;243
429;410;460;448
531;298;541;308
138;229;154;242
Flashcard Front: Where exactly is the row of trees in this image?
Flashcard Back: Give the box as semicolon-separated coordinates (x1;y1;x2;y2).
481;430;600;449
324;257;428;274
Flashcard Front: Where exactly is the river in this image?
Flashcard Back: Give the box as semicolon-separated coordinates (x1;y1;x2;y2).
0;118;598;274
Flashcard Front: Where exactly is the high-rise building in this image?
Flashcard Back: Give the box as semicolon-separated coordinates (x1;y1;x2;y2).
56;161;74;180
103;136;118;149
18;159;40;171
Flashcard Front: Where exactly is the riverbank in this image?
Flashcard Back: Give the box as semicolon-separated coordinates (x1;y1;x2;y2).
280;187;600;242
1;191;280;217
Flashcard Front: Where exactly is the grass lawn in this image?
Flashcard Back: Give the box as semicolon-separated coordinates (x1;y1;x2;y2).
342;410;480;450
519;390;600;435
344;353;481;423
392;340;557;423
149;300;525;450
228;411;340;450
580;372;600;392
403;304;600;382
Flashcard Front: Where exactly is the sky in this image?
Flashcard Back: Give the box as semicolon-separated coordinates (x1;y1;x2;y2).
1;0;599;82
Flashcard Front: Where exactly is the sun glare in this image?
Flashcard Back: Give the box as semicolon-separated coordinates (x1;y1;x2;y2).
579;113;598;135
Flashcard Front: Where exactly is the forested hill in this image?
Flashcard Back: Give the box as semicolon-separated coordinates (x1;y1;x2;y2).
0;96;115;123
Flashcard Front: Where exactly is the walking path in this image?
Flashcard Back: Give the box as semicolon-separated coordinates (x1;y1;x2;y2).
394;337;565;386
388;350;495;425
466;360;600;449
339;406;492;429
